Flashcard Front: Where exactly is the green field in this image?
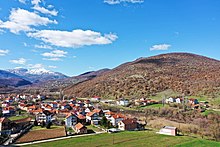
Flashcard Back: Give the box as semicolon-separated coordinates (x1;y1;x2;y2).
9;115;29;121
25;131;220;147
31;125;64;131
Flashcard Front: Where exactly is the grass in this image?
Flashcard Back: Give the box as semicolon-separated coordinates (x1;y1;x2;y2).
24;131;220;147
139;104;168;109
202;109;220;116
31;125;64;131
87;125;103;132
8;115;29;121
174;139;220;147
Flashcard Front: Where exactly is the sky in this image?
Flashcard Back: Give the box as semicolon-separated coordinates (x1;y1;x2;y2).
0;0;220;76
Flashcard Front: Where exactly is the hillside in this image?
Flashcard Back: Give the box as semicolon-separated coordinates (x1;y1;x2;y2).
23;69;110;93
0;69;32;87
64;53;220;98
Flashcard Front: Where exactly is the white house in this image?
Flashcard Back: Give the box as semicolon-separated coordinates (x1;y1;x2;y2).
36;110;52;124
65;113;78;128
165;97;175;103
117;99;129;106
157;126;177;136
109;114;125;126
86;112;99;125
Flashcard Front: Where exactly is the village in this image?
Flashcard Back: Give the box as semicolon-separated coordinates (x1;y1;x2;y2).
0;92;212;145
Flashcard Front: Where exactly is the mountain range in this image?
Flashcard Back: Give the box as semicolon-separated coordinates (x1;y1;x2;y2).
7;68;68;83
63;53;220;98
0;68;68;88
1;52;220;98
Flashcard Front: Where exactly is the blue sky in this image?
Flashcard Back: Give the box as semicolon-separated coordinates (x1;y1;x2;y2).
0;0;220;76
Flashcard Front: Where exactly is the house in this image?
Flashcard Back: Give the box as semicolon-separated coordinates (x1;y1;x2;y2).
2;106;15;116
117;99;129;106
91;96;101;102
158;126;177;136
77;114;86;125
74;123;87;134
12;117;32;133
93;109;104;118
49;102;58;109
188;98;199;105
36;110;52;124
65;113;78;128
175;98;182;104
118;118;138;131
109;114;125;126
105;111;115;118
0;117;12;135
86;112;99;125
165;97;175;103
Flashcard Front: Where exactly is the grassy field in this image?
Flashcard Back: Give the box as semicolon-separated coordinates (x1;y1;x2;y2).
24;131;220;147
31;125;64;131
8;115;29;121
202;109;220;116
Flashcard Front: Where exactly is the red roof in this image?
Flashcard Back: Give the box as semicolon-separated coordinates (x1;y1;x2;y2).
75;123;85;130
86;112;95;117
121;118;136;125
93;109;102;113
112;113;125;119
77;114;86;119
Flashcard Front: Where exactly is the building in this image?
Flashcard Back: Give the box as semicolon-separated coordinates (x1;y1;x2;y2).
74;123;87;134
118;118;138;131
0;117;12;135
117;99;129;106
109;114;125;126
158;126;177;136
86;112;99;125
36;110;52;124
65;113;78;128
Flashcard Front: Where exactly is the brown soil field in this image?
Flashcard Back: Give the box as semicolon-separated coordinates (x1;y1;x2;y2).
16;127;66;143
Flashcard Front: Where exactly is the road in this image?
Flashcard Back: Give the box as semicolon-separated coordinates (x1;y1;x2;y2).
14;132;105;146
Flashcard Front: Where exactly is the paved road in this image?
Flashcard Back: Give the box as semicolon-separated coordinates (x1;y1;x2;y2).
14;132;105;146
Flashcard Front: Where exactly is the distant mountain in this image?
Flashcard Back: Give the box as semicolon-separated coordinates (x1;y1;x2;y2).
23;68;110;93
8;68;69;83
64;53;220;98
0;69;32;87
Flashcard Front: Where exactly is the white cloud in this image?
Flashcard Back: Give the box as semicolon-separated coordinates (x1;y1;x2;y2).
28;63;43;69
31;0;58;16
33;5;58;16
34;44;53;49
10;58;27;65
150;44;171;51
0;49;9;56
0;8;57;34
23;42;28;47
104;0;144;5
28;29;118;48
18;0;26;4
48;65;57;69
31;0;41;5
42;50;67;58
41;49;67;61
43;57;61;61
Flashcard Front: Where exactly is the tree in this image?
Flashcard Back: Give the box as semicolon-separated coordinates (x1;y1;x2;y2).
41;121;46;128
34;120;38;126
46;122;52;129
100;116;109;128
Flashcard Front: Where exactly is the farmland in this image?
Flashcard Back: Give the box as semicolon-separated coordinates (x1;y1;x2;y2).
16;127;66;143
24;131;220;147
